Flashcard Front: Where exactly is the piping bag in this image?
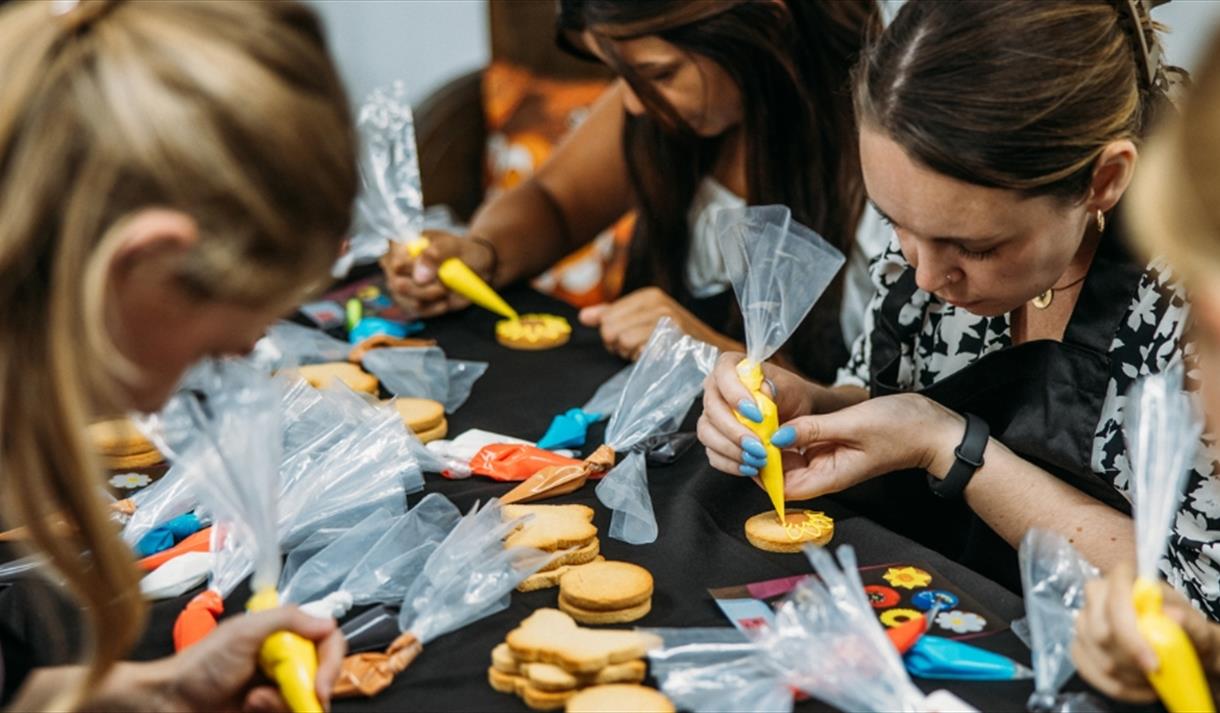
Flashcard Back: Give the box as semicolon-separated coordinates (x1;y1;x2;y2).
1122;365;1213;713
332;499;554;697
714;206;845;520
151;360;322;712
405;237;518;320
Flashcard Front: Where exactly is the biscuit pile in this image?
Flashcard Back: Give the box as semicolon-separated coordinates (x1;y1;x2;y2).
558;561;654;625
89;418;164;471
489;609;671;712
504;504;603;592
390;397;448;443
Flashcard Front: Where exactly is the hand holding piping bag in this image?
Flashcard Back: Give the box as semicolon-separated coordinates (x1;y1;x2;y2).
713;205;846;520
405;236;519;321
1122;365;1213;713
168;361;323;712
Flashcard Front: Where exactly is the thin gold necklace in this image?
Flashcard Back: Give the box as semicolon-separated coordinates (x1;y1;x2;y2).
1031;273;1088;309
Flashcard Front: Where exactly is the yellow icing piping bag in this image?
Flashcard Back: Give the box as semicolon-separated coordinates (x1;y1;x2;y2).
734;359;785;521
406;237;518;320
1133;578;1215;713
248;588;323;713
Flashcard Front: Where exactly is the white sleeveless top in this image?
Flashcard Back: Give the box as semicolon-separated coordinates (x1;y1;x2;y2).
684;177;891;347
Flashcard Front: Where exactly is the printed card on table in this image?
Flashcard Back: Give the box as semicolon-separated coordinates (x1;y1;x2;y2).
709;562;1007;641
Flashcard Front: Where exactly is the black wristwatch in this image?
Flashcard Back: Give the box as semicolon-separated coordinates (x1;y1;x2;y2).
927;413;989;499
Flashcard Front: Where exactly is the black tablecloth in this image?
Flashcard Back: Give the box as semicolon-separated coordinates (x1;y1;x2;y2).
1;288;1120;711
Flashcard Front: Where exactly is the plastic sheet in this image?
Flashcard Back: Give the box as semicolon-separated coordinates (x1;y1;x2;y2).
334;82;422;278
713;205;845;519
595;318;717;543
256;321;352;371
360;346;487;413
280;507;396;607
651;545;936;712
333;500;555;698
582;365;632;422
1018;529;1101;711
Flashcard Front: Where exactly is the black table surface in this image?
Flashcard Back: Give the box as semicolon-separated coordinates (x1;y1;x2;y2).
1;287;1123;711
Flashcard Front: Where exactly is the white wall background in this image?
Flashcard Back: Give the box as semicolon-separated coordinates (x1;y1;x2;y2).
311;0;1220;111
307;0;490;108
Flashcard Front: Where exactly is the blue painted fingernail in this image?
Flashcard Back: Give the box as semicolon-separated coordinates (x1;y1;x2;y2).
741;436;766;459
737;399;763;423
738;464;759;477
742;450;767;468
771;426;797;448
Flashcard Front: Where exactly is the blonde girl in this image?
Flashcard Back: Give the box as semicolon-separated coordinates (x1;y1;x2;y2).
1073;30;1220;704
0;0;357;708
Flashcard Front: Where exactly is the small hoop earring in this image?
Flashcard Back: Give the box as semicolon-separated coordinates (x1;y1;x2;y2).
1096;209;1106;234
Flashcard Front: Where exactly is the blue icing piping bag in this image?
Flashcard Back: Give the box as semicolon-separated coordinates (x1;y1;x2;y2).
905;635;1034;681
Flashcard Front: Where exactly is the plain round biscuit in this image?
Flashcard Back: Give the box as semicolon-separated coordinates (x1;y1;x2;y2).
565;684;675;713
496;314;572;351
521;683;575;711
414;418;449;444
390;397;445;432
558;595;652;625
491;642;519;674
297;362;380;395
88;419;155;457
105;449;165;471
488;666;524;694
744;509;835;553
559;561;653;612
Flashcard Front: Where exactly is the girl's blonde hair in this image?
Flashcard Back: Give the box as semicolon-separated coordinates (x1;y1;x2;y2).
1129;32;1220;285
0;0;356;703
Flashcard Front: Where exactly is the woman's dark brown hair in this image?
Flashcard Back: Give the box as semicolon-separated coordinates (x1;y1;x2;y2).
854;0;1176;202
558;0;880;381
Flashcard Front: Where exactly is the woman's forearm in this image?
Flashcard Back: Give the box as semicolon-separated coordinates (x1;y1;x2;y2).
469;179;586;287
924;424;1135;571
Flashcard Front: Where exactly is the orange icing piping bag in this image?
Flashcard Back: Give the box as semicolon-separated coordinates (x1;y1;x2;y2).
248;588;322;713
406;237;518;320
174;589;224;650
735;359;784;521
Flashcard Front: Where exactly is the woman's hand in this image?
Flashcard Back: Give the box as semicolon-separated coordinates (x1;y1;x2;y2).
152;605;346;712
381;230;496;319
1073;563;1220;703
579;287;736;360
697;352;821;476
771;393;964;500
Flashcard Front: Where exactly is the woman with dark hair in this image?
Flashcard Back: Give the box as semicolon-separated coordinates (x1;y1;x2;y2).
699;0;1218;613
382;0;886;382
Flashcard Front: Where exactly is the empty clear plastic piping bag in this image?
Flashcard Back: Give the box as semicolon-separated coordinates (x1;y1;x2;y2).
334;81;422;278
594;317;718;545
285;494;463;620
712;205;845;520
1122;365;1213;713
331;499;556;698
1017;528;1102;712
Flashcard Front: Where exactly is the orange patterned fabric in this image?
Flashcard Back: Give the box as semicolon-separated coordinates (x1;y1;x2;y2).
482;61;633;308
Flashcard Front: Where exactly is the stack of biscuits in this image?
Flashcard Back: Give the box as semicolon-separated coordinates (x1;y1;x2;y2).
390;397;448;443
488;608;671;712
89;418;164;471
504;504;603;592
558;561;653;625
